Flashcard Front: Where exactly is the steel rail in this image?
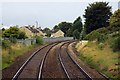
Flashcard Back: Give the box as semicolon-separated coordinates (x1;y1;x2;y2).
65;42;92;80
37;42;59;80
12;41;65;80
37;40;72;80
58;41;74;79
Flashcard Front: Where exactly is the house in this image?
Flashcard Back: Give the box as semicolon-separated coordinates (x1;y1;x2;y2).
51;30;64;37
20;26;46;38
19;27;34;38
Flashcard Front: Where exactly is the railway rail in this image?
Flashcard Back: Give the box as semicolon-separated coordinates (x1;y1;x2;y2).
12;41;64;80
12;40;109;80
59;42;92;80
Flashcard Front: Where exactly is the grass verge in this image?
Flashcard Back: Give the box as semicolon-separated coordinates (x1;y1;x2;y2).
76;41;119;79
2;43;35;69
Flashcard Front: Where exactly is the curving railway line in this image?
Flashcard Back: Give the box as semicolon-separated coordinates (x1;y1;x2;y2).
11;40;109;80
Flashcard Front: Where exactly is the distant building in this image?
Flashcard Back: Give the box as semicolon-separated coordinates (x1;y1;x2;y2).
51;30;64;37
20;27;34;38
20;26;46;38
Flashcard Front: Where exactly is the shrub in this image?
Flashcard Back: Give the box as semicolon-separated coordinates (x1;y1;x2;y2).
84;27;108;42
111;37;120;52
2;40;11;49
36;37;43;45
84;30;100;41
97;34;107;43
9;37;17;43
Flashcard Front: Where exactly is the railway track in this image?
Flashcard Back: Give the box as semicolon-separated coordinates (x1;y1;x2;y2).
12;40;72;80
40;41;70;79
12;41;66;80
12;40;109;80
59;42;92;79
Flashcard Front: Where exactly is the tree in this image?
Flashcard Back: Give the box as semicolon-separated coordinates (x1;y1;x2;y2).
73;29;80;40
73;16;83;32
43;28;51;37
3;27;19;38
58;22;72;36
2;28;5;31
66;28;73;37
84;2;112;34
18;32;27;39
3;26;27;39
53;25;59;31
110;9;120;28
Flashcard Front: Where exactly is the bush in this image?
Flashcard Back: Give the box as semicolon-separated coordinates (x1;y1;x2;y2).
2;40;11;49
84;27;108;42
9;37;17;43
111;37;120;52
84;30;100;41
36;37;43;45
97;34;107;43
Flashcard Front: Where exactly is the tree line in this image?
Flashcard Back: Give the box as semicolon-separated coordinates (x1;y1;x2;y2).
52;1;119;40
2;1;119;40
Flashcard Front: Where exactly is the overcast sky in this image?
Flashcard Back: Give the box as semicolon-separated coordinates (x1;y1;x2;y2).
0;0;119;29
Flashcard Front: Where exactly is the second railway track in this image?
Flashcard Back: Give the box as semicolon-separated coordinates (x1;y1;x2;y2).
59;41;92;80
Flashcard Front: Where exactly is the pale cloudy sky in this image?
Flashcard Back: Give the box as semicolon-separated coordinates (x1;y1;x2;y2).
0;0;119;29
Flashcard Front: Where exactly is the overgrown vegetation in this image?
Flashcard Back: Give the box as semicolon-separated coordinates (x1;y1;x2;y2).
2;36;44;69
2;26;27;39
2;30;44;69
2;40;11;49
36;37;44;45
76;9;120;79
111;37;120;52
76;41;119;79
2;43;34;69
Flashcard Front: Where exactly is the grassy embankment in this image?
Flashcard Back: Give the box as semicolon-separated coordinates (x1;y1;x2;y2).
1;37;44;69
76;27;120;79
